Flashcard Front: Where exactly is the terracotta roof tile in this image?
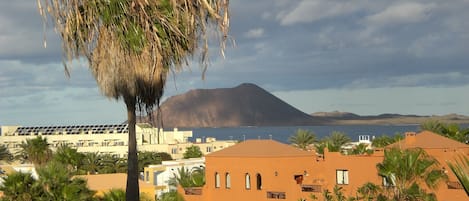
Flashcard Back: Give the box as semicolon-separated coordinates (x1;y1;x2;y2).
207;139;314;157
387;131;469;149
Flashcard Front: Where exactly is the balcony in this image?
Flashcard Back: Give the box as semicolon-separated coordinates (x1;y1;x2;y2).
184;187;203;195
301;184;322;192
267;191;286;199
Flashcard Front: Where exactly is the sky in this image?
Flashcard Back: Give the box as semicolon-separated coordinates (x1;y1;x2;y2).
1;0;469;126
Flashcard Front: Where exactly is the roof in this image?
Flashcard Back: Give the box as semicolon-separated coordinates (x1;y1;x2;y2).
74;173;154;191
387;131;469;149
206;139;314;157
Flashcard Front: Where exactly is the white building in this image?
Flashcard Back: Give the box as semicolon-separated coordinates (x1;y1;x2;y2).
143;157;205;197
0;124;236;159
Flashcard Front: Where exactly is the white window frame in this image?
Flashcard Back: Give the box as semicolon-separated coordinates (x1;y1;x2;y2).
336;169;349;185
215;172;221;188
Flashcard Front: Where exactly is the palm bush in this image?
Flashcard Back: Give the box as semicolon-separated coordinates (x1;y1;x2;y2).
447;155;469;196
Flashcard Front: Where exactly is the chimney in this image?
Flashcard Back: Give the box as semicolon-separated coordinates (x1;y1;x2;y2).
405;132;417;145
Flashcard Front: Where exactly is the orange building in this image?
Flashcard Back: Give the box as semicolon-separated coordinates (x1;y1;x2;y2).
181;131;469;201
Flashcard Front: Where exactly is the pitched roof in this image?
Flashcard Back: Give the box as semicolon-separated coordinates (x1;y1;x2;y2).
74;173;154;191
207;139;314;157
387;131;469;149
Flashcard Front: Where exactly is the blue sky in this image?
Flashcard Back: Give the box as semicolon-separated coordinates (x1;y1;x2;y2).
1;0;469;126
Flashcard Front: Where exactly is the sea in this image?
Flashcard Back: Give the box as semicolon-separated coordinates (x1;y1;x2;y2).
187;125;422;144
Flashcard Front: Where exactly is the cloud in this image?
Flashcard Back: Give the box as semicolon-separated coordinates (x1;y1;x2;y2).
278;0;361;25
244;28;265;38
366;2;435;26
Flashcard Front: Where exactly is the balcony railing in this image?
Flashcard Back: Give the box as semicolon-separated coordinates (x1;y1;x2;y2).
184;187;203;195
301;185;322;192
267;191;286;199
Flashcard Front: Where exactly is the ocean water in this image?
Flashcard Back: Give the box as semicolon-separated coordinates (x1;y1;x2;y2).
188;125;421;144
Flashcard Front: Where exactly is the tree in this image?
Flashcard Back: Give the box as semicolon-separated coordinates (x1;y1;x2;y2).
0;171;40;201
158;191;185;201
53;144;85;173
324;131;351;152
350;143;372;155
38;0;230;200
371;133;403;148
183;146;203;159
356;182;381;201
288;129;317;151
80;152;102;175
0;144;13;162
420;120;469;143
35;161;96;201
138;151;163;172
376;148;447;201
447;155;469;196
174;166;205;188
16;136;52;166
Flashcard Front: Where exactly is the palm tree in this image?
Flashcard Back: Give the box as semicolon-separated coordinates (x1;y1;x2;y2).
324;131;351;152
53;144;85;173
356;182;381;201
80;152;101;175
35;161;96;201
377;148;447;201
0;144;13;162
288;129;317;150
447;155;469;196
0;171;41;201
158;191;185;201
38;1;230;200
16;136;52;166
420;120;469;143
101;189;126;201
138;151;163;172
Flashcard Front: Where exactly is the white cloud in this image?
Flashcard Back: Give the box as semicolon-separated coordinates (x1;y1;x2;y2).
244;28;265;38
279;0;361;25
366;2;434;26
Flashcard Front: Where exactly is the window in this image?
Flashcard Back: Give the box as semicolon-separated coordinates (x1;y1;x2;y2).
215;172;221;188
245;173;251;189
225;173;231;189
206;147;212;153
145;171;150;182
294;175;304;184
256;173;262;190
171;147;178;154
336;170;349;185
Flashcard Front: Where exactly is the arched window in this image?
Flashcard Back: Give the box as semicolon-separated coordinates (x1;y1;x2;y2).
256;173;262;190
225;173;231;189
245;173;251;189
215;172;221;188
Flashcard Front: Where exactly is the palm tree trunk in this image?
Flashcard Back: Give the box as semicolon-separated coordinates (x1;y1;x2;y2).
125;96;140;201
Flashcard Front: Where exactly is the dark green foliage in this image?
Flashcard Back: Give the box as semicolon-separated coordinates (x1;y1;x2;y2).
16;136;52;166
377;148;447;200
53;144;85;173
0;161;95;201
158;191;185;201
0;171;39;201
0;145;13;162
289;129;317;150
183;146;203;159
371;133;403;148
420;120;469;143
174;166;205;188
447;155;469;196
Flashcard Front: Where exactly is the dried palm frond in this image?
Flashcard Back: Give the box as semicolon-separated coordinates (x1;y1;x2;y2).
38;0;230;113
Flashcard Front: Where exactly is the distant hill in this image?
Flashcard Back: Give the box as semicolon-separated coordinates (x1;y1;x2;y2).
311;111;469;125
146;83;325;128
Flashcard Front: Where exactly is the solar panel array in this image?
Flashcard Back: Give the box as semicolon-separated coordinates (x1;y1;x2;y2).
14;124;129;136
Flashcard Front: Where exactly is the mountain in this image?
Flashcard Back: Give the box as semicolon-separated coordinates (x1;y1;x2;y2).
311;111;469;125
146;83;324;128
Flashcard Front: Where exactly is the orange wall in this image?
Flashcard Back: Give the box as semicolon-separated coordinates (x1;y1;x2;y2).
182;148;469;201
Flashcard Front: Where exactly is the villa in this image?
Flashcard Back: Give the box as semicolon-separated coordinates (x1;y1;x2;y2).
179;131;469;201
